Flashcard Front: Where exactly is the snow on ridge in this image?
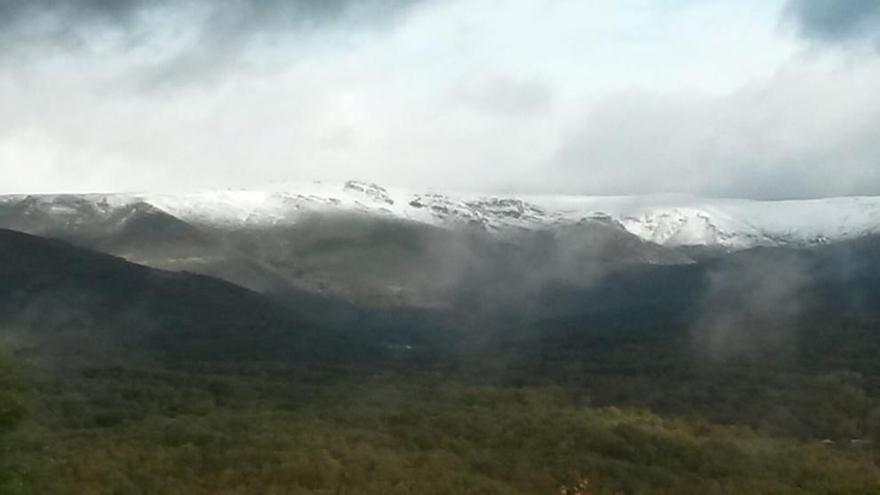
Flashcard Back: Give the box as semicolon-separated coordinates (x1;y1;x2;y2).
4;182;880;249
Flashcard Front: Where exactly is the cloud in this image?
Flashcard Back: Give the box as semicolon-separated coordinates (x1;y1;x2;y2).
0;1;877;199
4;56;880;199
0;0;425;38
449;74;554;117
553;60;880;199
0;0;427;80
784;0;880;47
691;251;812;361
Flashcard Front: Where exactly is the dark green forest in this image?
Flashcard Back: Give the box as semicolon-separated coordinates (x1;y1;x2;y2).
4;336;880;494
3;229;880;493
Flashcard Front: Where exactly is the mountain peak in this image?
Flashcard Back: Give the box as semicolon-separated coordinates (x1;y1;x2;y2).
3;184;880;249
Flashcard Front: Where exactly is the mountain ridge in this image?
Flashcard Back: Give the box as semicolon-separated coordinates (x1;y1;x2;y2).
4;181;880;249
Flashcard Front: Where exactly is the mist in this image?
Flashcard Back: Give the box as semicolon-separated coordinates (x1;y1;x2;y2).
691;251;813;361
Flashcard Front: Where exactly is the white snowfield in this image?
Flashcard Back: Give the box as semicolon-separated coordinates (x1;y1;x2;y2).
7;180;880;249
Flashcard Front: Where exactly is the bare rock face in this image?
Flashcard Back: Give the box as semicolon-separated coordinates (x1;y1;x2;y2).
407;194;554;230
343;181;394;205
464;198;546;221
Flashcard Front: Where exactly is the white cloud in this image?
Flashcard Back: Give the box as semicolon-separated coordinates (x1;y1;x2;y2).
554;57;880;198
1;0;878;199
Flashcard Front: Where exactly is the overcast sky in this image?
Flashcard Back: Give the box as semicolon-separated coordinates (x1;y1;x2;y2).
1;0;879;198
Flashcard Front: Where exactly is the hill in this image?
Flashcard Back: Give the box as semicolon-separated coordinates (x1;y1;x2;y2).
0;228;356;363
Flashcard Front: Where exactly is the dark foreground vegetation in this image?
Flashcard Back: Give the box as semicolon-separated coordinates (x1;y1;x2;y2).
3;353;880;494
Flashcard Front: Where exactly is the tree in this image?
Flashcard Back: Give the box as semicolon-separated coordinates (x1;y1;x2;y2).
0;347;28;434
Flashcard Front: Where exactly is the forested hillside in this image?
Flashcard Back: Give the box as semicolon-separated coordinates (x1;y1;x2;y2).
3;230;880;493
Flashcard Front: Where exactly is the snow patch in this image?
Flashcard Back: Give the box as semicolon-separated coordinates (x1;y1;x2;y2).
4;182;880;249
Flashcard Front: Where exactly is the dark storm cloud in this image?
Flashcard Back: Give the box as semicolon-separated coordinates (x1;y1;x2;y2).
785;0;880;45
0;0;425;52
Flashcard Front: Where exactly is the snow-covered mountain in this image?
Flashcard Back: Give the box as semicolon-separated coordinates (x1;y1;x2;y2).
4;180;880;249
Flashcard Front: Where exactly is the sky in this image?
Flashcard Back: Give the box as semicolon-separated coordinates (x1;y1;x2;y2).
0;0;879;198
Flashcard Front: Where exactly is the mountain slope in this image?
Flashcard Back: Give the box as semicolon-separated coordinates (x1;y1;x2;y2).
5;182;880;249
0;192;691;307
0;229;354;362
117;183;880;248
5;183;880;309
